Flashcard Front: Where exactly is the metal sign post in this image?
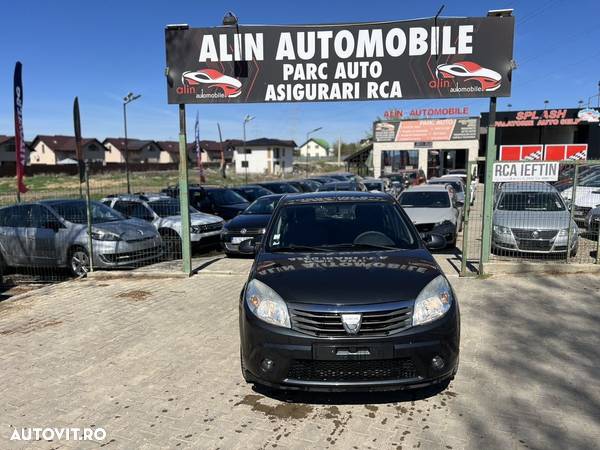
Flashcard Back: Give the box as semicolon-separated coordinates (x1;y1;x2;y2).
84;162;94;273
178;104;192;275
460;162;473;277
480;96;497;272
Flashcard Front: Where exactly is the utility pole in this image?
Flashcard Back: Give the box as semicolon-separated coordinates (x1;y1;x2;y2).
480;96;497;271
123;92;141;194
337;137;341;166
242;114;254;184
305;126;322;176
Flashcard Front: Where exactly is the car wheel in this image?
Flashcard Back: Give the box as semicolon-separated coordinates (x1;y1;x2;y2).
160;231;182;260
69;247;90;277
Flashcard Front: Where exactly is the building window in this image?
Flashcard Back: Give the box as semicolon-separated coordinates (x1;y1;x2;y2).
382;150;419;171
244;148;252;154
274;148;280;158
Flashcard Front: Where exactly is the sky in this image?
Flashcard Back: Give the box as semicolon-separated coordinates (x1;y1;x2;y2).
1;0;599;145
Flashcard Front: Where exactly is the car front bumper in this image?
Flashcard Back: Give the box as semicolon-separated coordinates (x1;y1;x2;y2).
93;236;163;268
418;222;457;245
240;301;460;392
222;231;264;254
492;231;578;254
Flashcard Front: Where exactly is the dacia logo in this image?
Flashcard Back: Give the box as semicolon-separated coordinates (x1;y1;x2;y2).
341;313;362;335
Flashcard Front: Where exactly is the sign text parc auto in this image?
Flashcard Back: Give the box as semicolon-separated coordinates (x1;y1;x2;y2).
165;17;514;104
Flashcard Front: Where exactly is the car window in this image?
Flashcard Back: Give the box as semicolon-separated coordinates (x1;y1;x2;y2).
114;201;154;220
399;191;451;208
497;192;565;212
0;205;30;227
244;196;281;215
267;202;417;250
207;189;247;205
50;201;125;224
30;205;61;228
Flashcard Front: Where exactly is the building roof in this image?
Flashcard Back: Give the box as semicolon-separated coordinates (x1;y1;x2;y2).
0;135;14;145
32;135;105;152
103;137;156;151
300;137;330;150
245;138;297;148
155;141;180;154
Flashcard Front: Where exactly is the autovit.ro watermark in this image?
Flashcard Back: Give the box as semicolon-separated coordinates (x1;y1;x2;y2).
10;427;106;442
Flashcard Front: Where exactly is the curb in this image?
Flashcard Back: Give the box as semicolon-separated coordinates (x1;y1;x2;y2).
87;270;190;280
483;262;600;276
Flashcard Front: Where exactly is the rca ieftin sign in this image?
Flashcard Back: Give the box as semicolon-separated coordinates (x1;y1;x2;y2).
165;17;514;104
493;161;559;183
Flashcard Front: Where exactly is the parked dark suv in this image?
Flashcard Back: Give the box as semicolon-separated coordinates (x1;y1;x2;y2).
162;185;249;220
238;192;459;392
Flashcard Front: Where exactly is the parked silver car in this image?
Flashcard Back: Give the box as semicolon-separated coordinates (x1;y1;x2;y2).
0;199;162;276
102;194;223;258
398;184;463;248
492;182;578;256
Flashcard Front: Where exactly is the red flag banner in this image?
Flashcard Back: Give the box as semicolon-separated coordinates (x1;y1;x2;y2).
13;62;27;194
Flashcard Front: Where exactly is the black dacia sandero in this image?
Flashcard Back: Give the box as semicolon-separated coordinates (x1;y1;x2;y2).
238;191;459;392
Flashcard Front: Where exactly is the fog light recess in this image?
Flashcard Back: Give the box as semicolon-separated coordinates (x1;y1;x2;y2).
260;358;274;372
431;355;445;370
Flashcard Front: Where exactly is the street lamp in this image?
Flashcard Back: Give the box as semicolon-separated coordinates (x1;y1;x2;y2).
123;92;141;193
305;126;323;176
242;114;254;184
543;99;549;109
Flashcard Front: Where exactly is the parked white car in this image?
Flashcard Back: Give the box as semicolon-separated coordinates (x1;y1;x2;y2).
441;170;477;204
560;175;600;225
398;184;463;248
102;194;224;258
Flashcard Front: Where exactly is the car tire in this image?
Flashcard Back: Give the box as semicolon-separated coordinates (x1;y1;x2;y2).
160;230;182;260
69;246;90;277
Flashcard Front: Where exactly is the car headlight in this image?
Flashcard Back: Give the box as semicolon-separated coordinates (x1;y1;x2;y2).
493;225;512;236
89;229;121;241
245;279;290;328
259;228;266;234
434;220;454;227
191;225;202;234
412;275;453;326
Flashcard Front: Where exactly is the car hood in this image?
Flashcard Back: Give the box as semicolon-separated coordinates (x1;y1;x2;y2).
226;214;271;230
493;210;572;229
252;250;441;305
93;219;157;240
402;208;454;225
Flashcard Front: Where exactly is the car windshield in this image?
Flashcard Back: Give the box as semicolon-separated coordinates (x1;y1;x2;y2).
318;182;354;191
364;181;383;190
387;174;406;183
430;180;463;192
399;191;451;208
244;196;280;215
262;183;299;194
148;199;199;217
497;192;566;211
51;201;124;224
208;189;247;205
237;187;272;202
267;201;417;251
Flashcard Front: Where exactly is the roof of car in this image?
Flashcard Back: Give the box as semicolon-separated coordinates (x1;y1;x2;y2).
498;182;558;193
257;181;291;185
429;177;463;184
234;185;268;190
281;191;390;205
404;184;450;192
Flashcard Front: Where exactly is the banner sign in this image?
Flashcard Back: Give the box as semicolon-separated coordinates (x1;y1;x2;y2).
13;62;27;194
384;106;470;119
165;17;514;104
374;118;479;142
493;161;559;183
499;144;588;161
482;108;599;127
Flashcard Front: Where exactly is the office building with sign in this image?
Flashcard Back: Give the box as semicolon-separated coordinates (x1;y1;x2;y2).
480;107;600;162
371;117;481;179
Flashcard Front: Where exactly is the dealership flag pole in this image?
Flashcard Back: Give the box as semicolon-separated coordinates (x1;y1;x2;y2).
480;96;497;271
84;162;94;273
73;97;85;198
178;104;192;275
194;111;205;183
217;123;226;180
13;61;28;201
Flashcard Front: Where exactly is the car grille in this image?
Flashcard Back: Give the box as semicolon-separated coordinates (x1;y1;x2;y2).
511;228;558;239
289;304;412;337
193;222;223;233
415;223;435;233
100;246;162;264
287;358;417;382
516;240;553;252
227;227;264;235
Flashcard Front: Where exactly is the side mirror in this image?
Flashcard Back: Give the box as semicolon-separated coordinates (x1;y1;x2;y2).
424;234;446;251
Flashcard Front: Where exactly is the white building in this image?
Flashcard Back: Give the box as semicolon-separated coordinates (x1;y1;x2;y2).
298;138;330;158
234;138;296;175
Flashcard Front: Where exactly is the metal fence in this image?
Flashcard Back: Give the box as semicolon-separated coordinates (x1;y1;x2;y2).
0;169;181;286
460;160;600;275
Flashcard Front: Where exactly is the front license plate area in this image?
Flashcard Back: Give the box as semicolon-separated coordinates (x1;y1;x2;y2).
313;344;393;361
231;237;251;244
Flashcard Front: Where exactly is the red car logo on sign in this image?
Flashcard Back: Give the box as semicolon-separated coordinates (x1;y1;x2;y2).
435;61;502;92
180;69;243;98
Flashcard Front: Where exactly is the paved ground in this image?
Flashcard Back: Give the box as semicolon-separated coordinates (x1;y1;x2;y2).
1;262;599;449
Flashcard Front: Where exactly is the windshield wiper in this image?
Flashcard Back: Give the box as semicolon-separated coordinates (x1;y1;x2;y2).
271;245;331;253
321;243;401;251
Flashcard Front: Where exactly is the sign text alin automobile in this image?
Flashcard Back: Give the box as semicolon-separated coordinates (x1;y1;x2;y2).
165;17;514;104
